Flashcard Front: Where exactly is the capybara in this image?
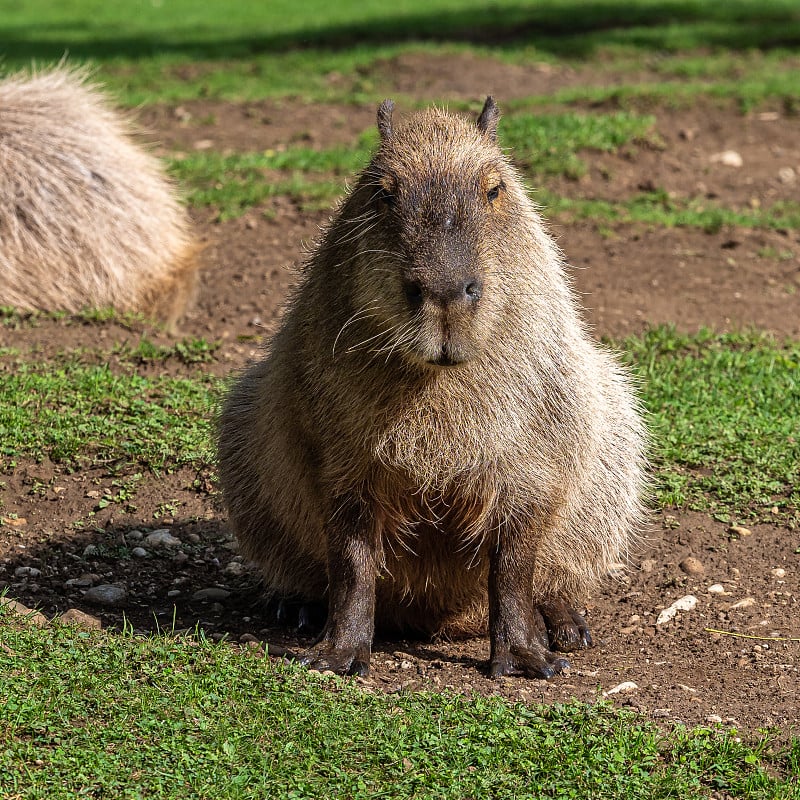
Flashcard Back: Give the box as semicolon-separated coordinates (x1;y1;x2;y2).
218;97;647;678
0;67;197;327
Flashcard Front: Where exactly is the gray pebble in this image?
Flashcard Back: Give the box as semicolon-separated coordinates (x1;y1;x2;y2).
84;584;127;607
191;587;231;602
224;561;246;577
131;547;149;559
144;529;181;547
14;566;41;579
126;530;144;542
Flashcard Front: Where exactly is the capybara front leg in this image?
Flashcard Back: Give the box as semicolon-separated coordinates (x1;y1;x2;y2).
299;498;377;677
488;530;570;680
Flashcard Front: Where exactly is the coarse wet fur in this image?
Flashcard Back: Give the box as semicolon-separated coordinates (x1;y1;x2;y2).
0;67;197;328
218;98;648;679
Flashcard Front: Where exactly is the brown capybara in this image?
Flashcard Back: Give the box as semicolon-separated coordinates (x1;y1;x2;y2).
218;97;648;678
0;67;197;328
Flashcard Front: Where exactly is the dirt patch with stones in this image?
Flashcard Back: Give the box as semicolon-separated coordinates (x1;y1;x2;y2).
2;52;798;735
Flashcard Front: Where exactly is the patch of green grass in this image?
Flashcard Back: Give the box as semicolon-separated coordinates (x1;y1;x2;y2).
541;190;800;232
622;327;800;525
0;354;219;471
1;615;797;799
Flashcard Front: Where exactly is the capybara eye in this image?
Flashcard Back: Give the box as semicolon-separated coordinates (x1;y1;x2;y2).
486;183;503;203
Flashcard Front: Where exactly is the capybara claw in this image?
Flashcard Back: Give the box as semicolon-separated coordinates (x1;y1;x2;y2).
298;645;371;677
489;646;570;680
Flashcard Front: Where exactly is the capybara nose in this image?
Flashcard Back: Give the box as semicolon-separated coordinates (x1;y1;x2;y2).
404;276;482;309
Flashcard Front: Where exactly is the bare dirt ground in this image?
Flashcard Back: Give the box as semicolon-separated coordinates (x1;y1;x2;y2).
2;53;799;734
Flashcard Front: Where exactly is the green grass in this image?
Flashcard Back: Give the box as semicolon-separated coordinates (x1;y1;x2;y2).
0;351;219;471
1;614;797;799
625;328;800;526
2;1;799;107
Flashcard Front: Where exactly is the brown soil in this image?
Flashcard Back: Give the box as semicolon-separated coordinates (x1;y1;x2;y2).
2;52;799;735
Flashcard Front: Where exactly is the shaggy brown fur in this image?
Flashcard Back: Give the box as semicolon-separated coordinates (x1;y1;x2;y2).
0;67;197;327
218;98;648;678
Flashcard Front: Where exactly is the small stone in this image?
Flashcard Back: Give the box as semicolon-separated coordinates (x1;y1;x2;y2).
14;566;41;579
639;558;657;573
126;530;144;542
131;547;149;559
64;573;98;589
193;138;214;150
771;568;786;578
167;589;181;598
728;525;752;537
1;516;27;527
191;587;231;602
778;167;796;185
656;594;698;625
727;596;756;611
679;557;705;576
603;681;638;697
707;583;727;594
84;584;127;607
706;714;723;724
710;150;743;167
240;633;259;644
224;561;246;577
0;598;48;626
186;533;201;545
144;529;181;547
173;551;189;565
58;608;102;630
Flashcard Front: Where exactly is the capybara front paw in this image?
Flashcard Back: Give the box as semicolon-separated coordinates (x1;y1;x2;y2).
298;643;371;677
489;644;570;680
538;602;593;653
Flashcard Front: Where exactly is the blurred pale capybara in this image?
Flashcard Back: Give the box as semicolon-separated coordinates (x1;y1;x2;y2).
218;97;648;678
0;67;197;327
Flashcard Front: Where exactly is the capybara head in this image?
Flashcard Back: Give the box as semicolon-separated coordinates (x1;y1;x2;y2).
335;97;528;369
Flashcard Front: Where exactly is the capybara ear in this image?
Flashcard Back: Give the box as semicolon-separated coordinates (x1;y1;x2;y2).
377;99;395;141
477;96;500;141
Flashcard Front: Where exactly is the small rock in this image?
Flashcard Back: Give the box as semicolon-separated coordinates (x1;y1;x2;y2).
679;557;705;576
603;681;638;697
710;150;743;167
224;561;246;577
144;529;181;547
191;587;231;602
240;633;260;644
707;583;728;594
14;566;41;579
58;608;102;630
186;533;201;545
64;573;99;589
193;138;214;150
131;547;149;559
126;530;144;542
639;558;657;573
167;589;181;598
771;568;786;578
172;551;189;565
728;525;752;537
1;516;27;527
727;596;756;611
0;598;48;626
656;594;698;625
84;584;127;607
706;714;723;724
778;167;796;185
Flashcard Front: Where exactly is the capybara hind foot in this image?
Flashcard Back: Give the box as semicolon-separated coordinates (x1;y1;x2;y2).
298;640;371;677
538;601;593;652
489;643;571;680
